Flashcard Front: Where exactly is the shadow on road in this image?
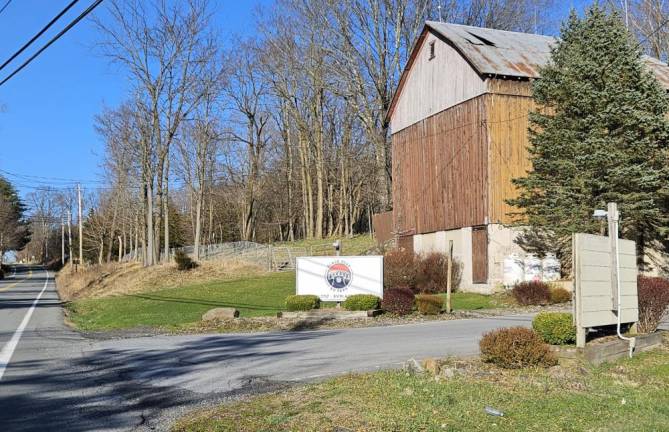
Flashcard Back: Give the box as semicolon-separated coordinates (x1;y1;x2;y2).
0;330;329;431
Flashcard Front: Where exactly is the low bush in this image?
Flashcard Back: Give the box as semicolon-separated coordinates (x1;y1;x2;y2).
383;249;418;289
637;276;669;333
343;294;380;311
0;268;4;280
511;281;551;306
479;327;557;369
285;294;320;311
415;294;444;315
415;253;462;294
532;312;576;345
174;250;197;271
550;287;571;304
381;287;415;315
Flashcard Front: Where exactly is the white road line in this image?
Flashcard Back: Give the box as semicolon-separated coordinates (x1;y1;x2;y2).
0;270;50;381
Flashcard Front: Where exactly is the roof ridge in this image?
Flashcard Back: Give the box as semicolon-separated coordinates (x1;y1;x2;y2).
425;21;556;40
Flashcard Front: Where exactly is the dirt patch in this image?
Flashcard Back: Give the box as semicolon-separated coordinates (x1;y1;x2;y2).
56;259;265;301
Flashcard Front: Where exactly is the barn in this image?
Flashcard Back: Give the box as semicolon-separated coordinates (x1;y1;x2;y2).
384;22;669;293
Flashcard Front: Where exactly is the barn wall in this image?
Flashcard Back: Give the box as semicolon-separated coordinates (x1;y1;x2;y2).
486;93;535;224
390;31;486;134
372;211;393;245
392;95;488;235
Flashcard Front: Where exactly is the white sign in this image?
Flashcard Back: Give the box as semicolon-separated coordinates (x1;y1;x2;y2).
296;256;383;301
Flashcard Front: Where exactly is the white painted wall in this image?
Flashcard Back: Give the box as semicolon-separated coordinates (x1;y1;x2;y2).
390;32;486;133
412;224;530;294
487;224;525;289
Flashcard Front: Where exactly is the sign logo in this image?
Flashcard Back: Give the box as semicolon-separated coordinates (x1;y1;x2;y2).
325;261;352;290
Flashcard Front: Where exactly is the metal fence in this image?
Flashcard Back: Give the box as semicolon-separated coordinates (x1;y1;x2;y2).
122;240;341;272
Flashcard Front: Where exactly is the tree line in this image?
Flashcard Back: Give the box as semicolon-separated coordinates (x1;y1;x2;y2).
13;1;669;268
80;0;557;266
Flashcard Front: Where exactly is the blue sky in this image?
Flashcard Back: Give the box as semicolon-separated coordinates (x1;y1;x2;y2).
0;0;270;196
0;0;588;198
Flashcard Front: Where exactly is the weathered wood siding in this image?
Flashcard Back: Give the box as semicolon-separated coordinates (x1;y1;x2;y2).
472;226;489;283
392;95;488;235
372;211;393;244
390;31;486;134
486;92;535;224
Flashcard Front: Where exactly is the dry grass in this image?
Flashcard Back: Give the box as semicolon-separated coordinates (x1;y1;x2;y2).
56;258;265;301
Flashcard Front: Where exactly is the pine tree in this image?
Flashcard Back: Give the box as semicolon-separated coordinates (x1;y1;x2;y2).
0;176;29;262
508;5;669;270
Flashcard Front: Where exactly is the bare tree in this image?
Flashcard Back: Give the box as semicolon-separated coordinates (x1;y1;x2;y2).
95;0;219;265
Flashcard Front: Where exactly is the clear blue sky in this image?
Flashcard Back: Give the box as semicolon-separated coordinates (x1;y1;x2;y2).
0;0;588;198
0;0;270;196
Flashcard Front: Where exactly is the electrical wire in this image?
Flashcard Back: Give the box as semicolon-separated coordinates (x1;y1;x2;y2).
0;0;105;87
0;0;11;16
0;0;80;73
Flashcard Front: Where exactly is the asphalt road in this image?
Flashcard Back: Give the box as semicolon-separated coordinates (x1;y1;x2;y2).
0;265;537;431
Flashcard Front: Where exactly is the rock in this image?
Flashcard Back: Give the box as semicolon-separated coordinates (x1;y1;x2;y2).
440;367;456;379
202;307;239;321
403;358;424;375
422;358;441;375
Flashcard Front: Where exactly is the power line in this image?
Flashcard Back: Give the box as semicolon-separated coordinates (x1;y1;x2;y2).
0;0;11;16
0;0;105;88
0;0;80;73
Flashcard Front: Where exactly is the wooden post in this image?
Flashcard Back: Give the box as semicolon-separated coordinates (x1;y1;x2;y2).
446;240;453;313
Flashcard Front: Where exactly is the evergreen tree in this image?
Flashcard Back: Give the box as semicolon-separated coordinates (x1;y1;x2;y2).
0;176;29;262
508;5;669;270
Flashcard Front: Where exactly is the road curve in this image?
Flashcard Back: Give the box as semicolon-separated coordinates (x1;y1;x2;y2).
0;265;533;431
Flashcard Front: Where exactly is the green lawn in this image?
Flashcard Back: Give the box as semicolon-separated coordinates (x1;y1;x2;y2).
441;291;510;310
65;270;508;331
66;272;296;331
174;347;669;431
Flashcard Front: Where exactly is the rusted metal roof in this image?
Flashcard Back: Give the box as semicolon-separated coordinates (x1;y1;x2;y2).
426;22;669;89
426;21;555;79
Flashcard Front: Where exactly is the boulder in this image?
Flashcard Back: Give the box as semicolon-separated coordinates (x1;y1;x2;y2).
202;307;239;321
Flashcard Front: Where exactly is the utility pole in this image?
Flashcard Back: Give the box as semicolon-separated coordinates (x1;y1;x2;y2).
77;183;83;266
61;217;65;265
67;210;72;263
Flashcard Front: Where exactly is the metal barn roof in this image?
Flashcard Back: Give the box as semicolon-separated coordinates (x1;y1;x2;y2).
425;21;555;78
425;21;669;87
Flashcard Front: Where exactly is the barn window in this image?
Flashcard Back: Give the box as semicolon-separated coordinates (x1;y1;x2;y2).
428;41;435;60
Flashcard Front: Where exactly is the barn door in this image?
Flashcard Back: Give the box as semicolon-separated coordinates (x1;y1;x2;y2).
472;226;488;284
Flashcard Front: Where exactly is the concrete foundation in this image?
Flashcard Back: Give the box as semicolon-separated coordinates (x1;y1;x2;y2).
413;224;524;294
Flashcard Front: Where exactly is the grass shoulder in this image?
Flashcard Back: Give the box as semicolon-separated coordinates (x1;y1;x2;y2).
174;343;669;431
64;269;510;332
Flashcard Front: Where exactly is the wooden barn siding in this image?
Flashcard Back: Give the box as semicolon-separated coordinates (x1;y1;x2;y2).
390;31;486;134
392;95;488;235
486;92;535;224
372;211;393;244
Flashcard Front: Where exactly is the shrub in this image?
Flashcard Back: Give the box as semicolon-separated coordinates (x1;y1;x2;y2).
0;268;4;280
174;250;197;271
479;327;557;369
381;287;415;315
550;287;572;304
343;294;380;311
637;276;669;333
383;249;418;289
532;312;576;345
415;252;462;294
511;281;551;306
415;294;444;315
285;295;320;311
